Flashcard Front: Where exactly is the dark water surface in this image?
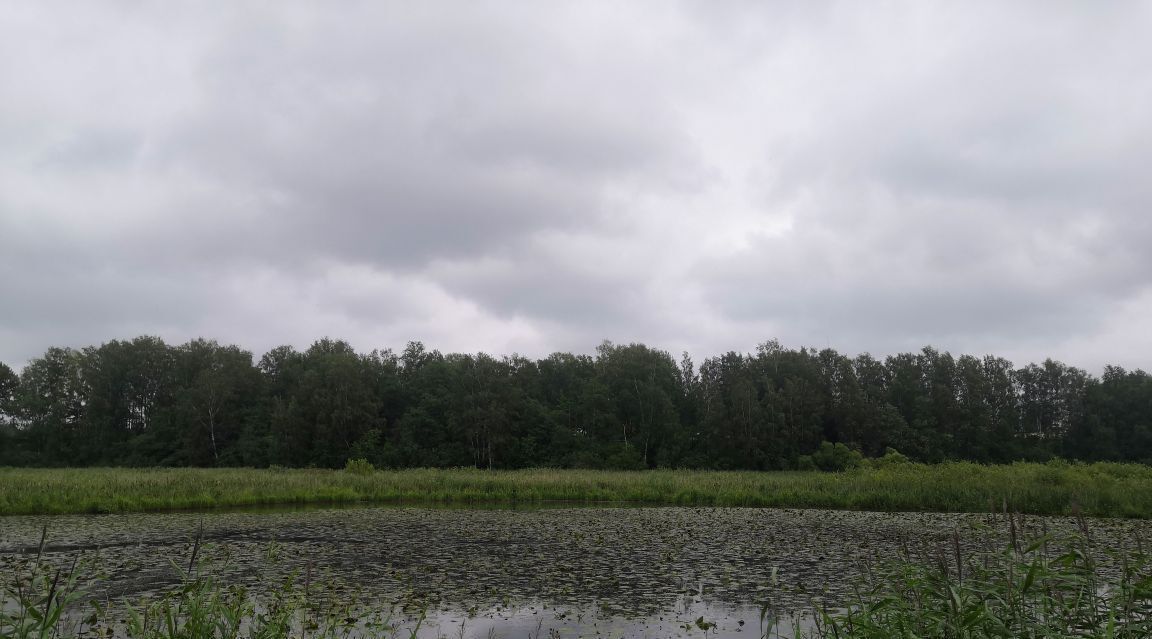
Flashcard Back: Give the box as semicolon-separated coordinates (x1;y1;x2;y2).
3;506;1150;638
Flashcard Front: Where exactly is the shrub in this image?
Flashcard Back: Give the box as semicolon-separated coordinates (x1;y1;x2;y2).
603;444;646;470
344;458;375;475
870;447;910;469
811;441;863;472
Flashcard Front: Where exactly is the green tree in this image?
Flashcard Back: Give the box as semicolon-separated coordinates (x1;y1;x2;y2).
1070;367;1152;462
169;339;264;466
0;362;18;426
80;337;174;463
595;342;681;468
18;347;88;464
0;362;19;464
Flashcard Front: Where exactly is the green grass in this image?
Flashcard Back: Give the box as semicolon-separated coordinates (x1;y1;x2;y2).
4;462;1152;517
800;515;1152;638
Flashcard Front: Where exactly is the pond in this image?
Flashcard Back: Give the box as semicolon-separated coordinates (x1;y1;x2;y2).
2;505;1150;638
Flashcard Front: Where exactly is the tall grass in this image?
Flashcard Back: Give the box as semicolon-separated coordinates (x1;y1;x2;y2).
0;527;88;639
796;513;1152;638
3;461;1152;517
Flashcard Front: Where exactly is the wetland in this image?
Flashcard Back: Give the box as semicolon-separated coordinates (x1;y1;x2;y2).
4;504;1151;638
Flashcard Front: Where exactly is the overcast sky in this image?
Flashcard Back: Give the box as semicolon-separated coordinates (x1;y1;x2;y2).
3;1;1152;372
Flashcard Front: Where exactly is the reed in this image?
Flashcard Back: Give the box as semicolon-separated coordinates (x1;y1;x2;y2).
3;461;1152;517
797;513;1152;638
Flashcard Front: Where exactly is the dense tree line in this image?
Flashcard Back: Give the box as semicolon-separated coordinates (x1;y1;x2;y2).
0;337;1150;468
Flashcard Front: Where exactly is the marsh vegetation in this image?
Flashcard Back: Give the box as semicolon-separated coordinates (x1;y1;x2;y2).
4;462;1152;518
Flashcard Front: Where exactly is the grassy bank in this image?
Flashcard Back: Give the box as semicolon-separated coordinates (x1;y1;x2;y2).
3;462;1152;517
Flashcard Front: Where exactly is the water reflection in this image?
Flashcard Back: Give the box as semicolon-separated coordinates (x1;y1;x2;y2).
416;599;781;639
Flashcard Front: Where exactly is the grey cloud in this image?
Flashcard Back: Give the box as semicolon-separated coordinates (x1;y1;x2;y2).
37;129;144;172
3;1;1152;371
684;1;1152;365
696;188;1152;362
143;3;701;271
431;252;641;326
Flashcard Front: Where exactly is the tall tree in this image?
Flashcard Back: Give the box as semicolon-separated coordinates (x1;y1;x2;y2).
5;335;1152;469
0;362;19;465
0;362;17;426
18;347;88;464
168;339;264;466
595;342;681;468
81;337;174;463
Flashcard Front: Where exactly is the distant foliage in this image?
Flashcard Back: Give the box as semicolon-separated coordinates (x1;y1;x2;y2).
868;447;911;468
810;441;864;472
1;336;1150;469
344;458;375;475
794;455;818;472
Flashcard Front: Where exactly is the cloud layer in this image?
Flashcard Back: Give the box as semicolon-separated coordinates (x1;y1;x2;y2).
3;1;1152;370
